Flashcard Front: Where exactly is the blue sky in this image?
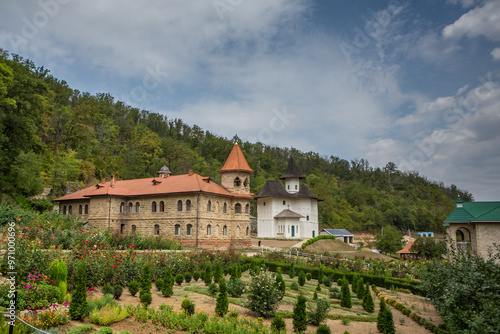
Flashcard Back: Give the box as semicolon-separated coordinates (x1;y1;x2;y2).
1;0;499;200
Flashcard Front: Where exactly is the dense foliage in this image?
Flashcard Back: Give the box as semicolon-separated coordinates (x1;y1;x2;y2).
0;49;471;232
420;248;500;333
246;270;284;318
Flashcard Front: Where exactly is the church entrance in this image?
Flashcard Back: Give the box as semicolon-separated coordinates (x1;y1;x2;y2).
312;230;315;238
291;225;295;237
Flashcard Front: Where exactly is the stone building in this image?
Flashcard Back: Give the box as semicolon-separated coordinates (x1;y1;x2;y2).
255;156;320;239
443;196;500;260
54;143;253;249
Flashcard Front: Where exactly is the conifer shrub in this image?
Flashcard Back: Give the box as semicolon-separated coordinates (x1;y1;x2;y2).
208;282;219;297
316;282;321;292
340;277;352;308
162;269;174;297
356;277;365;300
139;292;152;305
275;271;286;296
271;314;286;333
101;284;114;296
298;270;306;286
203;264;212;286
289;263;296;279
384;307;395;334
362;284;374;313
175;273;184;286
184;272;192;283
290;282;299;291
308;298;331;326
69;261;88;320
49;259;68;303
337;278;343;286
127;280;139;296
318;265;325;284
306;272;312;281
316;325;331;334
377;298;387;333
181;298;195;316
113;285;123;300
329;286;341;299
213;262;223;282
227;278;246;297
215;279;229;316
193;271;200;282
292;294;308;333
323;276;332;287
313;291;318;300
139;264;152;306
155;278;164;291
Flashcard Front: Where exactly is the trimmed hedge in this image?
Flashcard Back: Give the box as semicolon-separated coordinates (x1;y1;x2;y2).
302;235;336;249
372;285;448;334
244;258;422;295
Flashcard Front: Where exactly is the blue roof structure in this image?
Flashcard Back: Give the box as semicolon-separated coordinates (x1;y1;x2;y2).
321;229;354;237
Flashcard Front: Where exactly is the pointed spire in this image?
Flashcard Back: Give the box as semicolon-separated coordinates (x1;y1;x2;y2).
280;156;305;179
219;142;254;174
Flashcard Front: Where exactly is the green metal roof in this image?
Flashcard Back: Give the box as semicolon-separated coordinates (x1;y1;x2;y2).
444;200;500;223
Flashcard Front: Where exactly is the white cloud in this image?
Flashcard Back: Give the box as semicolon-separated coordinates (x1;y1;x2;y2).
443;1;500;41
491;47;500;60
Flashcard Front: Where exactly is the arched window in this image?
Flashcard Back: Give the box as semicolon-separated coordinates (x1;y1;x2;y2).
154;224;160;235
244;178;249;187
120;202;125;213
235;203;242;214
135;202;140;213
187;224;193;236
159;201;165;212
79;205;83;214
456;229;465;241
246;226;249;236
223;225;227;236
177;200;183;211
186;200;191;212
62;206;67;215
223;203;227;214
175;224;181;235
207;224;212;235
128;202;133;213
68;205;72;214
131;225;137;234
207;200;211;212
245;204;249;214
234;177;241;187
84;204;88;215
151;201;157;212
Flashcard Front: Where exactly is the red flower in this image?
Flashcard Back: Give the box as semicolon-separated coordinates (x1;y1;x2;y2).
55;245;58;249
113;265;117;269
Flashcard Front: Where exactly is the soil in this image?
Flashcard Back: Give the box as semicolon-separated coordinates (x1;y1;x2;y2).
57;273;439;334
304;239;395;261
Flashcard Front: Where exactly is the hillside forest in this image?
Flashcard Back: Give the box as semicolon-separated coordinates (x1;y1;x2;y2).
0;49;473;232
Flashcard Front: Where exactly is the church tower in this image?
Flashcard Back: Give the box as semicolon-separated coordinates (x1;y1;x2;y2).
219;142;253;194
280;156;304;194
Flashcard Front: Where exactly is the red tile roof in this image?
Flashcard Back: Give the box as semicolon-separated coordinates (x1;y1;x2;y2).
55;173;254;201
396;241;417;254
219;143;253;174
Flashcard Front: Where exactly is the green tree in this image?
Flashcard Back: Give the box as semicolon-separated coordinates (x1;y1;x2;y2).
318;265;324;285
162;268;174;297
275;271;286;297
289;263;295;279
308;298;331;326
340;277;352;308
215;279;229;316
375;225;403;255
377;298;387;333
298;270;306;286
213;262;223;283
292;294;308;332
410;237;447;259
139;264;152;305
69;261;87;320
203;264;212;286
362;284;374;313
247;270;284;318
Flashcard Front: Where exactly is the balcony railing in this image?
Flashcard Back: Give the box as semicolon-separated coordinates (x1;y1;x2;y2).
457;241;470;251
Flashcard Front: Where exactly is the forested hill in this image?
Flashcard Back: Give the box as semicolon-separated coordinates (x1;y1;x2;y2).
0;50;472;232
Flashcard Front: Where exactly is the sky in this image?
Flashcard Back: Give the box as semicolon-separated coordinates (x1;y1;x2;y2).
1;0;499;201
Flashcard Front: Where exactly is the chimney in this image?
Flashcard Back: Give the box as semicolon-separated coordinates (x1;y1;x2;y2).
110;175;116;187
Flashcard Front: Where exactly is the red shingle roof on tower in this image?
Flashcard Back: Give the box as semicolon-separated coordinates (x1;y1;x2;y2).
219;142;254;174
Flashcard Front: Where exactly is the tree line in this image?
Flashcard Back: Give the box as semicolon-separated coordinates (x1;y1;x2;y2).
0;49;472;232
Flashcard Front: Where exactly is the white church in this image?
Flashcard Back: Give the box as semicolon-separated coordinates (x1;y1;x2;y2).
255;156;321;239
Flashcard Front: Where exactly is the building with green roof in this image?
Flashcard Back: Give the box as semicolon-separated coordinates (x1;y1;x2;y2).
444;196;500;260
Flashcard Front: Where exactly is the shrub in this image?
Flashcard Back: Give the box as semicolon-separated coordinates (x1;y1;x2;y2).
184;272;192;283
101;284;114;296
306;272;312;281
155;278;164;291
89;304;129;325
193;271;200;282
215;279;229;316
49;259;68;303
356;277;365;300
289;263;295;279
384;307;395;334
329;286;341;299
139;292;152;305
290;282;299;291
275;271;286;296
313;291;318;300
318;265;324;284
208;282;219;297
316;324;331;334
181;298;195;316
337;278;342;286
292;294;308;333
66;325;95;334
298;270;306;286
271;314;286;333
362;284;374;313
316;282;321;292
87;294;115;314
96;327;113;334
377;298;387;333
323;276;332;287
308;298;331;325
247;270;284;318
213;262;223;282
203;264;212;286
227;278;246;297
139;264;152;305
69;261;88;320
340;277;351;308
113;285;123;300
301;235;335;249
162;268;174;297
128;280;139;296
175;273;184;286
